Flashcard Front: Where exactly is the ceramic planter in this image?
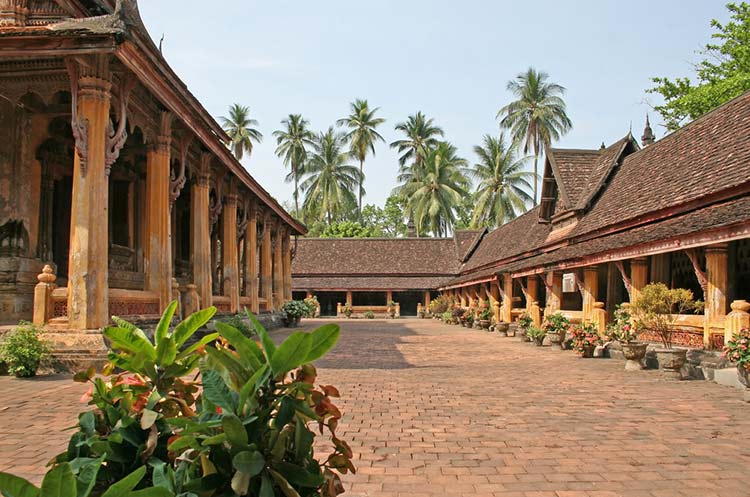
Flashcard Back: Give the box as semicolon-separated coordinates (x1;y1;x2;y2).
495;322;510;335
546;332;564;347
621;342;648;371
655;348;687;380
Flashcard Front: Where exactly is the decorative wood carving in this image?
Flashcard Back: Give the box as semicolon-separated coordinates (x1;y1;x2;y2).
685;249;708;296
170;135;190;204
64;57;89;176
0;0;28;26
105;74;135;175
257;210;271;250
237;197;250;240
538;273;552;293
615;261;632;300
574;269;586;299
209;174;224;229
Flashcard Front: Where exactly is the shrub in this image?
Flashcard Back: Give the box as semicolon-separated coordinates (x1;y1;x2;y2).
542;313;569;335
569;322;602;355
303;296;319;317
429;296;450;315
341;304;353;318
724;328;750;372
364;311;375;319
441;311;453;323
605;305;637;343
0;303;353;497
527;325;546;340
463;309;474;324
478;305;493;321
451;306;464;321
223;313;257;338
630;283;703;349
0;321;50;378
518;312;533;332
282;300;309;321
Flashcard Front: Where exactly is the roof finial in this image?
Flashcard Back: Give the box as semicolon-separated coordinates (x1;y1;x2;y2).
600;141;606;150
641;114;655;147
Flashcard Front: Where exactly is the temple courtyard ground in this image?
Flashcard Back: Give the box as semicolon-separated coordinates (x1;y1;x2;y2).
0;319;749;496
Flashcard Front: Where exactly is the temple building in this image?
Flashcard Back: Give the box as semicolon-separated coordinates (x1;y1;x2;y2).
0;0;305;340
295;91;750;349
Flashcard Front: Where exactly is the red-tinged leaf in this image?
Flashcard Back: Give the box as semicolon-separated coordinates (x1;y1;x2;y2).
321;385;340;398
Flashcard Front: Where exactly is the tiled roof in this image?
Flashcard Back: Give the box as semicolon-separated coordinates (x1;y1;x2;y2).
454;229;486;262
292;276;454;291
547;149;600;210
292;238;462;276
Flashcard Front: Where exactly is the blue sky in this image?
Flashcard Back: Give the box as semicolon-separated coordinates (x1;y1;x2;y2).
139;0;727;209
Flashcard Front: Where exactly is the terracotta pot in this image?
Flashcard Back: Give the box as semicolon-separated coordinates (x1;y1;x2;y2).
547;332;564;346
580;344;596;358
621;342;648;371
737;366;750;389
655;348;687;380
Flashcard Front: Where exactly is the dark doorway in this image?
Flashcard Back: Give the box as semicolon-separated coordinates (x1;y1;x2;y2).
352;291;387;306
52;176;72;280
393;291;423;317
292;291;307;301
316;292;347;317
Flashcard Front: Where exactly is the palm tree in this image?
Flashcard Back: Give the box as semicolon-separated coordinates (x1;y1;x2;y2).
273;114;315;216
300;127;363;224
469;134;535;228
497;68;572;204
400;142;469;237
390;111;444;168
220;104;263;161
337;99;385;215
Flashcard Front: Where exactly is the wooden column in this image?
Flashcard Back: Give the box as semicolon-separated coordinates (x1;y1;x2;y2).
725;300;750;345
386;290;393;304
346;291;353;306
145;112;173;311
490;280;501;323
605;263;621;318
582;266;598;322
526;277;540;325
546;271;562;314
66;56;111;329
191;154;212;309
424;291;431;309
272;225;284;310
244;202;259;313
630;257;649;304
282;229;293;301
222;191;239;313
705;243;728;347
499;274;513;323
260;214;273;311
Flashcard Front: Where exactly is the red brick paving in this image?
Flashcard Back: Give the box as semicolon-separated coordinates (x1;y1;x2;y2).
1;319;749;496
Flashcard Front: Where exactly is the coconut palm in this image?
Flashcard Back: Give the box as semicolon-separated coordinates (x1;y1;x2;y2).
400;142;469;237
337;99;385;215
300;127;363;224
390;111;444;167
220;104;263;161
273;114;315;216
469;134;535;228
497;68;572;204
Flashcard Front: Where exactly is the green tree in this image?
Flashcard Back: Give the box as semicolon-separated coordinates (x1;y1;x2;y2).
273;114;315;216
469;134;535;228
301;127;363;224
649;3;750;131
390;111;445;168
220;104;263;161
337;99;386;215
497;68;572;204
400;142;470;237
320;221;379;238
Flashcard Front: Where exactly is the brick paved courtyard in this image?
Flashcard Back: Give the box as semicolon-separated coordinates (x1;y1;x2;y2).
1;319;749;496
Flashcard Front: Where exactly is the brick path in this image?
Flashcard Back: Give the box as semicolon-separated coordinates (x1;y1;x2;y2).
1;319;749;496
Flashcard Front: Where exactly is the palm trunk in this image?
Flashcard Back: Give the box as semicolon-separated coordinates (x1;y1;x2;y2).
533;153;539;206
358;158;364;218
293;165;300;218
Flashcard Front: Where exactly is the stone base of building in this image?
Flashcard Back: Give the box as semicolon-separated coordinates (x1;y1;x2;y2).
0;256;44;325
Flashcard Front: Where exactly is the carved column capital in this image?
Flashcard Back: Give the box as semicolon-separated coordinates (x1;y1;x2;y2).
195;152;212;187
149;111;173;154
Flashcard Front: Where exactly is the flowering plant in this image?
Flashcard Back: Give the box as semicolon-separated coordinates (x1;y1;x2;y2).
303;295;320;317
478;304;493;321
463;309;475;323
605;305;637;343
570;322;602;355
451;306;464;321
342;304;353;318
542;313;569;335
527;325;546;340
724;328;750;372
518;312;533;332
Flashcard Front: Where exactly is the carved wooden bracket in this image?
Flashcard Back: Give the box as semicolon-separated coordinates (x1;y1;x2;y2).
257;210;270;250
574;269;586;298
615;261;632;301
170;135;191;205
237;198;250;240
685;249;708;297
209;176;224;229
65;58;89;176
538;274;553;294
105;74;136;175
518;279;529;302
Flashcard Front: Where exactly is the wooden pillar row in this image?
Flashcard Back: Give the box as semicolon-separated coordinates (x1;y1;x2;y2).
705;243;728;348
499;274;513;323
191;153;212;309
283;230;293;302
630;257;649;304
222;190;239;313
260;213;273;311
244;202;259;313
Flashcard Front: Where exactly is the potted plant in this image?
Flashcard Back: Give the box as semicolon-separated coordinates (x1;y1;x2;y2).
631;283;702;380
478;305;493;330
542;313;569;347
281;300;308;327
0;322;50;378
387;300;397;319
303;295;320;318
606;305;647;370
452;306;464;326
570;322;602;358
518;312;533;341
527;325;546;346
430;296;450;318
442;311;453;324
723;328;750;391
364;310;375;319
342;303;353;319
463;310;474;328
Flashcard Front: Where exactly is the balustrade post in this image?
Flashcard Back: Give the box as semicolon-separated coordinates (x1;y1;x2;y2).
725;300;750;345
592;302;608;335
33;265;56;326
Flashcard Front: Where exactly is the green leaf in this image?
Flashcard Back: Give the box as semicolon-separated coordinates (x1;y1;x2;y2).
126;488;174;497
222;414;248;446
100;467;146;497
41;463;76;497
270;332;311;376
238;364;269;415
276;397;295;428
111;317;146;337
148;460;174;493
140;409;158;430
200;433;228;446
166;436;198;453
154;301;178;343
274;462;325;488
204;347;250;387
103;327;156;361
76;456;104;497
155;335;177;366
78;411;95;437
294;421;314;461
214;322;263;371
259;474;274;497
232;451;265;477
173;307;217;348
305;325;340;363
175;333;219;361
245;309;276;358
269;470;301;497
201;369;238;413
0;472;39;497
